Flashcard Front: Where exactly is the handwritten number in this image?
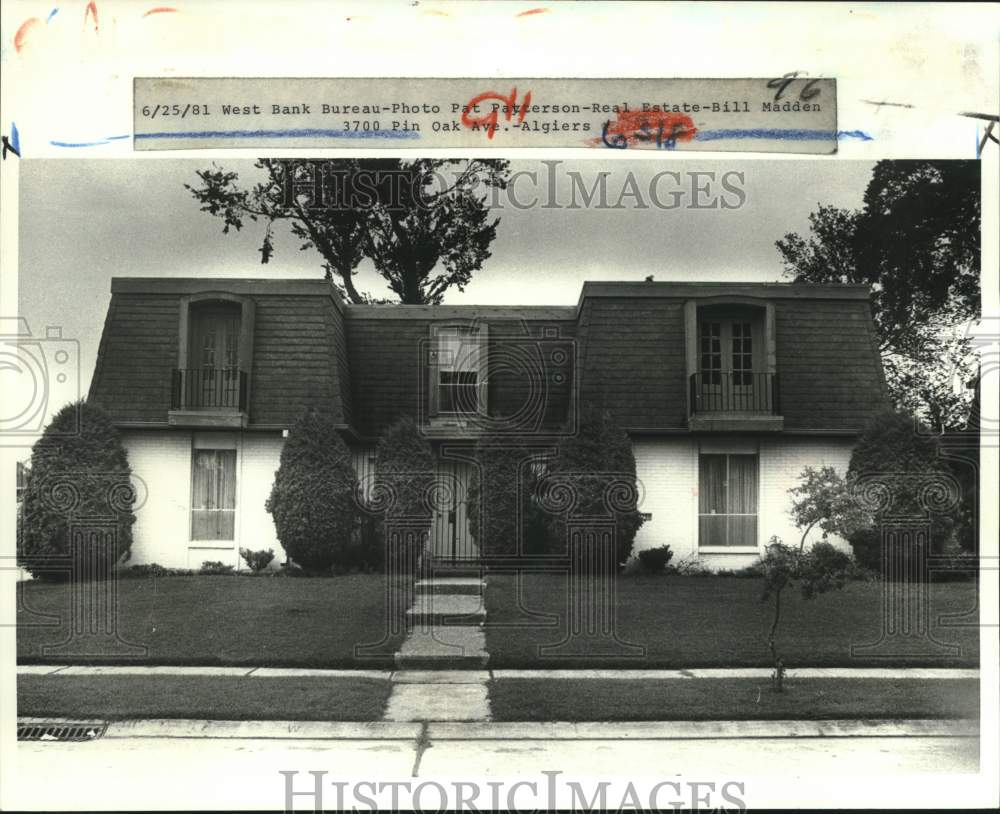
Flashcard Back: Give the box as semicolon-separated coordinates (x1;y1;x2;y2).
767;72;822;102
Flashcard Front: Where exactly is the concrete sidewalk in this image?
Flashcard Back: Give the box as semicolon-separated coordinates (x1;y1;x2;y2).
17;664;981;679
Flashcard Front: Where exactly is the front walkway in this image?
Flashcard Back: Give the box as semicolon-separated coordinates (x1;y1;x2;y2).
386;575;491;722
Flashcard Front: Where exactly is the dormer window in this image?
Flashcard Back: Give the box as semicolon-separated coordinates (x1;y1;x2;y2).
170;293;255;428
428;324;488;421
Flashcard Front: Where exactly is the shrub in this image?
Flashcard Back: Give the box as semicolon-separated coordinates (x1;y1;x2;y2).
467;434;549;558
373;416;436;570
847;411;958;576
239;547;275;573
18;401;136;580
545;407;645;568
266;409;360;572
199;560;235;575
761;537;853;691
637;545;673;574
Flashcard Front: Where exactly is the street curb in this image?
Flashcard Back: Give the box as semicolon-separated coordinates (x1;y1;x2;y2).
16;717;979;741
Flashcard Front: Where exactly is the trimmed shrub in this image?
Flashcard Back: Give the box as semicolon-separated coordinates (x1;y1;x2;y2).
467;434;548;558
266;409;360;572
545;407;645;569
18;401;136;580
847;411;958;577
239;547;275;573
637;545;673;574
199;560;235;575
373;416;436;569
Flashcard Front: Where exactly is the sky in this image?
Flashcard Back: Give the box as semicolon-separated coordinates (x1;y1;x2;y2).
17;157;877;402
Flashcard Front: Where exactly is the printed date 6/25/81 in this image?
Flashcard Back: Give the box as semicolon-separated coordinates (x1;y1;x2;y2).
140;104;211;119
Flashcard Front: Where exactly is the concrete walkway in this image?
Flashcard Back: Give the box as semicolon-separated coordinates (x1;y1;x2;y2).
17;664;980;680
384;575;492;722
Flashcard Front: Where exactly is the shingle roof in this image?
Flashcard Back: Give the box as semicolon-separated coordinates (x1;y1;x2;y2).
88;277;889;436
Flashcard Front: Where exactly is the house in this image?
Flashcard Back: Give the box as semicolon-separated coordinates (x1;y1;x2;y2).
87;277;889;571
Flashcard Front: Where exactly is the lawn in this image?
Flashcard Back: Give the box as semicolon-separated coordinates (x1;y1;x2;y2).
488;677;980;721
17;574;410;668
17;675;391;721
484;574;980;668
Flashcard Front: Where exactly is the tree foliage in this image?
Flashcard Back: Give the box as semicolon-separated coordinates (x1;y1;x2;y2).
19;401;136;579
265;409;360;571
776;160;980;430
187;158;510;304
787;465;869;551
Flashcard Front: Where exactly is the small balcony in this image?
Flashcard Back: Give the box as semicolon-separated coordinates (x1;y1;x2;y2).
688;371;783;432
169;367;248;428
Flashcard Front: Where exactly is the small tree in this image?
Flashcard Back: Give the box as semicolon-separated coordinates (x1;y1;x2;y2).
846;410;957;571
788;466;869;551
19;401;136;579
545;408;645;568
761;537;853;691
373;416;436;569
467;435;548;558
266;409;359;571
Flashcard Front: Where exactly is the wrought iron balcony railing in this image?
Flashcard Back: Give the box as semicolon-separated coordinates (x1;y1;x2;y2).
689;371;780;414
171;368;248;411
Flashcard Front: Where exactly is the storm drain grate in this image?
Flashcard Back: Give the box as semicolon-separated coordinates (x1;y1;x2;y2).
17;722;108;742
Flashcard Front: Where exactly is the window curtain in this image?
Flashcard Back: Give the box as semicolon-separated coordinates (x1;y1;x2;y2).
698;453;758;547
191;449;236;540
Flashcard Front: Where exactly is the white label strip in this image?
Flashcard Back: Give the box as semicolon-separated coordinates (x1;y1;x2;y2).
133;77;838;153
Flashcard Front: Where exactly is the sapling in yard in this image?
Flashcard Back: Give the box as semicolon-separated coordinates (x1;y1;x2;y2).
760;536;853;692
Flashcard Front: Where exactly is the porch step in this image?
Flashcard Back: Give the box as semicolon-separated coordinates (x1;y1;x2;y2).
415;578;485;596
425;562;484;579
394;625;489;669
406;594;485;626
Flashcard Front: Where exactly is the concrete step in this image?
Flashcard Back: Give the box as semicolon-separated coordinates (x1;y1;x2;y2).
406;594;485;626
425;563;484;579
415;578;486;596
394;625;489;669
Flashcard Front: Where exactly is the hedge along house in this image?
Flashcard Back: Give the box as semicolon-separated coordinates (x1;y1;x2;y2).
87;277;889;571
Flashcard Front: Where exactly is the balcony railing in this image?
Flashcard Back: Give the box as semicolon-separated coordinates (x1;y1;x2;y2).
171;368;247;411
689;371;780;414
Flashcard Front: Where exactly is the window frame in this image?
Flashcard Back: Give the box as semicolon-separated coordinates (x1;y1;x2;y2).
428;323;489;420
696;451;760;552
190;445;238;542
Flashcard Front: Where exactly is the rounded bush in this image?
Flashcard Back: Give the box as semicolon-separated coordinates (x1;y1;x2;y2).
373;416;436;569
18;401;136;580
266;409;360;572
544;407;645;569
467;435;548;558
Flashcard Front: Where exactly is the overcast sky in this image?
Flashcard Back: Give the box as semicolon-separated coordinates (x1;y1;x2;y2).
18;158;876;399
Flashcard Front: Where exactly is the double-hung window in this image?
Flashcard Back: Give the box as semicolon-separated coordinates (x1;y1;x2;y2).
698;453;758;548
432;326;485;418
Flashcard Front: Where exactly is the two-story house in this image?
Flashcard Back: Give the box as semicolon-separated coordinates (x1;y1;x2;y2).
87;277;889;571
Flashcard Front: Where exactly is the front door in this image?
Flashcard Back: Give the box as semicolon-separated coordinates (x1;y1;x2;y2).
430;458;477;562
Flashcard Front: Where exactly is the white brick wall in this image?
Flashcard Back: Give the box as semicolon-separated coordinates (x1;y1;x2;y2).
632;435;854;571
122;430;285;570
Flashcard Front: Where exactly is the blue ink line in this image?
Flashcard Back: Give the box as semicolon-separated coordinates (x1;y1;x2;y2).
46;8;59;23
50;134;130;147
694;128;872;142
134;127;420;141
11;122;20;153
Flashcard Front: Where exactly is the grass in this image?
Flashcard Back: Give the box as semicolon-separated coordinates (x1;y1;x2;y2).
488;678;980;721
17;574;410;668
17;676;391;721
484;574;980;668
